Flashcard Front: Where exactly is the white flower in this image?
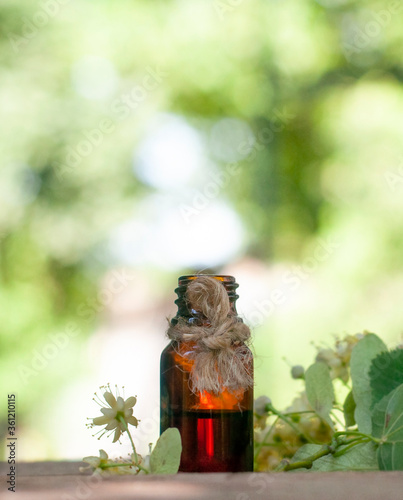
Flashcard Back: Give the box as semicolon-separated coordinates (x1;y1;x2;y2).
315;333;364;382
92;387;138;443
80;449;110;473
81;449;140;475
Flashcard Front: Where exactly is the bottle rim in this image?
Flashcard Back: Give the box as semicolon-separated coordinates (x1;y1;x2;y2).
178;275;235;284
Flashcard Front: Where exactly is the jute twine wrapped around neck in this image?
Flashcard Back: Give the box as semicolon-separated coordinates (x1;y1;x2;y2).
167;276;253;395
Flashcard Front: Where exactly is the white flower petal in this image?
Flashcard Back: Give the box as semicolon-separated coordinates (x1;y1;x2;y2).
116;396;125;411
103;391;117;408
101;408;117;419
82;456;101;467
126;416;138;427
124;408;133;418
112;427;121;443
124;396;137;409
93;416;110;426
105;420;118;431
99;450;108;460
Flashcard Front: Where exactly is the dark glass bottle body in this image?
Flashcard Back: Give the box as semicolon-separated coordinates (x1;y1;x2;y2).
160;275;253;472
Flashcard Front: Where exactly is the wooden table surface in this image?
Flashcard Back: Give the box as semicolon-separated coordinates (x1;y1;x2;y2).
1;462;403;500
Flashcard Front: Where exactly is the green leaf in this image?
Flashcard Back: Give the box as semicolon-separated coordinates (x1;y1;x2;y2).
150;428;182;474
369;349;403;409
372;383;403;470
343;390;356;428
291;442;378;471
350;333;387;433
291;443;323;463
312;442;378;471
305;362;334;427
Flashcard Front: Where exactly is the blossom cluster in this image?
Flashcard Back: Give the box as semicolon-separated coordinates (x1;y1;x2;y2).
314;333;364;382
254;332;365;471
254;393;333;471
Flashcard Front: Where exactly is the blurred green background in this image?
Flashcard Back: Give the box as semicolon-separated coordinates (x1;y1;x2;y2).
1;0;403;459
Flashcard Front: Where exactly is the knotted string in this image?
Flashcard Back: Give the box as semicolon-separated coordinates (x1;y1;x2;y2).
167;276;253;395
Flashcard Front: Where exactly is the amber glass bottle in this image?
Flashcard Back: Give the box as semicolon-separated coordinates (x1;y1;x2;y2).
160;275;253;472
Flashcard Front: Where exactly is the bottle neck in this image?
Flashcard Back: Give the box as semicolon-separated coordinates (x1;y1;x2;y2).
171;275;240;325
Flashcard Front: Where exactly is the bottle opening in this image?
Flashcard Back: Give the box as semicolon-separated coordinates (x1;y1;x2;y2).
178;275;235;286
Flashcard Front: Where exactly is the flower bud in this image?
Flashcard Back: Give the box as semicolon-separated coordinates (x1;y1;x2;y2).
254;395;272;416
291;365;305;379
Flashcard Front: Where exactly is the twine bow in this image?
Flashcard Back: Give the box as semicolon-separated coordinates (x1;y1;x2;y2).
167;276;253;395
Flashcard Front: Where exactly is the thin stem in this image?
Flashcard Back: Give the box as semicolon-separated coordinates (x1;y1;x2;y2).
333;430;381;444
254;409;317;460
341;436;366;446
101;462;135;469
117;415;149;474
254;416;280;461
267;404;314;444
276;428;380;472
282;410;317;417
276;445;333;471
333;438;370;458
117;416;138;461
